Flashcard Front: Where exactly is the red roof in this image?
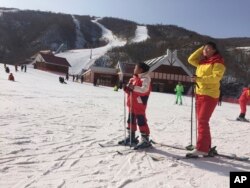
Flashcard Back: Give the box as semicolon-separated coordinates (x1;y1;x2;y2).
40;53;71;67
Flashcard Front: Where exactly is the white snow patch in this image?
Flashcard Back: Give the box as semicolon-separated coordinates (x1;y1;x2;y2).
236;46;250;52
0;8;19;16
71;15;86;49
131;25;149;43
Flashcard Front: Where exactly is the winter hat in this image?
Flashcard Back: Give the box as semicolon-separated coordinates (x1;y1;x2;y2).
137;62;150;73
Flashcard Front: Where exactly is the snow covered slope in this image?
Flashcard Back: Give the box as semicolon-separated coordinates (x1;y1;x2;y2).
56;19;149;75
131;25;149;43
1;65;250;188
56;19;126;74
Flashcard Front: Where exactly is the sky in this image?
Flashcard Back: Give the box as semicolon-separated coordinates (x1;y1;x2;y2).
0;0;250;38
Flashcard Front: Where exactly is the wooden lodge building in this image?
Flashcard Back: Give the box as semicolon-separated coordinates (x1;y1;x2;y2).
118;49;192;93
33;51;71;74
83;49;193;94
82;66;118;86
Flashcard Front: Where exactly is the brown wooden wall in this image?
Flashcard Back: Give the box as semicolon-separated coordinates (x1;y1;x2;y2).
34;61;69;74
151;64;192;93
83;71;119;87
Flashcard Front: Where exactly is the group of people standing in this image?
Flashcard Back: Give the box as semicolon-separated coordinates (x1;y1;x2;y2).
118;41;249;157
72;74;84;84
15;64;27;72
3;64;28;82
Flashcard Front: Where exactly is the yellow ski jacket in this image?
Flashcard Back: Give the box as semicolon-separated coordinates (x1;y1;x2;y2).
188;47;226;98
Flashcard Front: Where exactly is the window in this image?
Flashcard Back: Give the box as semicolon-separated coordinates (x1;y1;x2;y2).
159;73;163;79
170;74;174;80
150;72;154;78
175;74;179;81
155;72;159;79
178;75;183;81
163;73;167;79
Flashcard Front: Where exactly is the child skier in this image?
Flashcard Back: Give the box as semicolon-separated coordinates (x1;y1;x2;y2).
237;85;250;122
175;82;184;105
118;62;152;149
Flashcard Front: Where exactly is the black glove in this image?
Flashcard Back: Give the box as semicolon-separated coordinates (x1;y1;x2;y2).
123;84;134;92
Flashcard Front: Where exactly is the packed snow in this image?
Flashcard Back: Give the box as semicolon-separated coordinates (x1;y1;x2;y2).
71;15;86;49
236;47;250;51
131;25;149;43
1;65;250;188
0;8;19;16
56;20;149;75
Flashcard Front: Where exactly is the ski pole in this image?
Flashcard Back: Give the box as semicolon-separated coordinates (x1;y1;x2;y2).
129;92;133;148
195;89;198;143
123;91;126;146
186;84;195;150
194;83;199;144
190;85;193;146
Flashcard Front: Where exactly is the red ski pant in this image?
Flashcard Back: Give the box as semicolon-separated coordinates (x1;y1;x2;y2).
127;113;150;135
196;94;218;153
239;100;247;114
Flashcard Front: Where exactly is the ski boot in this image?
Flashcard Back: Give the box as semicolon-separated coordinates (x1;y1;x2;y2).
208;146;218;157
134;133;152;150
236;113;249;122
236;117;249;122
186;149;208;158
118;131;139;146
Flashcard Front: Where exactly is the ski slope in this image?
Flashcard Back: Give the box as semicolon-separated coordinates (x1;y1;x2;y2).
56;19;149;74
131;25;149;43
0;66;250;188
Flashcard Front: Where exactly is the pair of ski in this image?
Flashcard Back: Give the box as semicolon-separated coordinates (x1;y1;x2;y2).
99;143;164;161
99;141;249;161
151;141;249;161
99;142;151;152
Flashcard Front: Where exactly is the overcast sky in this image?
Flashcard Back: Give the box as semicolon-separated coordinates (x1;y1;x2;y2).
1;0;250;38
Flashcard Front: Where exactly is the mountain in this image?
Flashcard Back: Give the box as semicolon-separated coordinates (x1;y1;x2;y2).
0;7;249;91
0;8;105;63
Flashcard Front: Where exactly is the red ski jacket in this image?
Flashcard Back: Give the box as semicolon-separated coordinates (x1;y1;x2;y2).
125;72;151;114
239;87;250;103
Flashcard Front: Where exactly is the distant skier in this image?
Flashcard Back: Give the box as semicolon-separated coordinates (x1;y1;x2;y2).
66;73;69;81
118;62;152;149
175;82;184;105
5;66;10;73
24;65;27;72
237;85;250;122
93;78;97;86
73;75;75;82
59;76;66;84
81;75;84;83
8;73;15;81
113;85;118;91
218;88;223;106
15;65;18;72
186;42;225;157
